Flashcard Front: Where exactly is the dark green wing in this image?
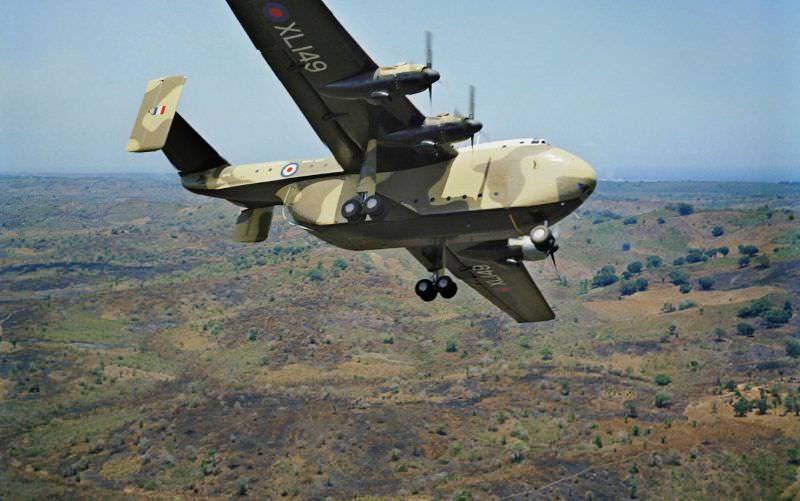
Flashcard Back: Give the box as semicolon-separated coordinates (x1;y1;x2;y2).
227;0;448;172
445;241;555;323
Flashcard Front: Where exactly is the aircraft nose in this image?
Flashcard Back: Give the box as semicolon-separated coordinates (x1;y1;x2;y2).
575;160;597;199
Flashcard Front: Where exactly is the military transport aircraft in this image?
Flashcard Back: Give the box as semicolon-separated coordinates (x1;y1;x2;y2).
126;0;597;322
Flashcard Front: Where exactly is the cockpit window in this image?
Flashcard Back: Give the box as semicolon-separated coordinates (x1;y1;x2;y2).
530;138;548;145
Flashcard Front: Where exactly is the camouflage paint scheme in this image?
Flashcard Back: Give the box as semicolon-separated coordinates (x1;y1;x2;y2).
179;140;595;250
126;1;598;322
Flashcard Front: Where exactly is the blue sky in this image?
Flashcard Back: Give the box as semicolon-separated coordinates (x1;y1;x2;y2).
1;1;798;181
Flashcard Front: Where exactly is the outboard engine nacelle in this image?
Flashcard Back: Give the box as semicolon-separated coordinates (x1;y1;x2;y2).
320;65;440;101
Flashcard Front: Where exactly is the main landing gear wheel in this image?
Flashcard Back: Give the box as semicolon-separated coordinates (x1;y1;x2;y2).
415;279;438;302
436;275;458;299
341;197;365;222
364;195;386;220
415;275;457;301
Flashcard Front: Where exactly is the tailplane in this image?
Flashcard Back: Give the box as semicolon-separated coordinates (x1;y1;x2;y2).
126;75;228;173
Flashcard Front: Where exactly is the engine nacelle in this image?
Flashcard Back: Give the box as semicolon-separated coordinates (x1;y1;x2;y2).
530;225;558;254
378;116;482;148
320;65;439;101
507;236;548;262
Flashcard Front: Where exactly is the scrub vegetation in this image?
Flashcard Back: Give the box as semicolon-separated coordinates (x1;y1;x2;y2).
1;176;799;499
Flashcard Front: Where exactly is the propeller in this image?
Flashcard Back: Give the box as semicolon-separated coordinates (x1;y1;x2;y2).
468;84;475;119
548;224;560;274
466;85;482;148
531;223;560;274
422;31;439;109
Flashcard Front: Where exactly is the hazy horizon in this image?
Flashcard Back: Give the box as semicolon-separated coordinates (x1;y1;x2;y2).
2;1;798;182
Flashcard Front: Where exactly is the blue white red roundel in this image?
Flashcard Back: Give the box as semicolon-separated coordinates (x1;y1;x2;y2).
263;3;289;23
280;162;299;177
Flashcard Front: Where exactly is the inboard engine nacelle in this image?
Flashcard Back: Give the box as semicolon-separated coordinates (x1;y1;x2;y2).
507;236;549;262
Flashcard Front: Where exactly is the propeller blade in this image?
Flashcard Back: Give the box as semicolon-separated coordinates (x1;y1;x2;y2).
550;252;559;274
470;134;474;149
425;31;433;69
469;85;475;119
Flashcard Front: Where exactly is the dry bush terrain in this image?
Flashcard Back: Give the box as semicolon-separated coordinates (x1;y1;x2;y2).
1;177;799;500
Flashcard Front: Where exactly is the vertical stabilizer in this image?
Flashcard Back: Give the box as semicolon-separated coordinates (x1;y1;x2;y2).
126;75;186;153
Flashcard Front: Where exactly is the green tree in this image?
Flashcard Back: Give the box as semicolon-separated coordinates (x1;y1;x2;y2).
736;323;754;337
654;374;672;386
593;435;603;448
738;244;759;257
686;249;708;263
698;277;715;291
718;246;730;256
453;491;473;501
786;339;800;359
620;281;638;296
784;395;799;416
764;309;791;328
675;203;694;216
711;226;724;237
592;265;619;288
654;393;672;408
635;278;649;291
624;401;638;418
627;261;643;274
646;255;663;268
668;269;690;286
733;398;750;417
445;339;458;353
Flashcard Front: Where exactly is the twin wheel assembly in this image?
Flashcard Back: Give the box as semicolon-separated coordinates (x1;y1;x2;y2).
341;194;387;222
415;275;457;302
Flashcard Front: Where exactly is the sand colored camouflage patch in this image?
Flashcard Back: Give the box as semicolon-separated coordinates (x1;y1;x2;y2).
126;75;185;153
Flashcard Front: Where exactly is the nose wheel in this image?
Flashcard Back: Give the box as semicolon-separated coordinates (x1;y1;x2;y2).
415;275;457;302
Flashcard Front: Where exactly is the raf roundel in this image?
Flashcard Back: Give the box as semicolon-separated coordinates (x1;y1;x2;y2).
262;2;289;23
280;162;299;178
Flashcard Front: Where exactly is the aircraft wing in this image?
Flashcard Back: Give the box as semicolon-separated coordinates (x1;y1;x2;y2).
226;0;451;172
409;241;554;323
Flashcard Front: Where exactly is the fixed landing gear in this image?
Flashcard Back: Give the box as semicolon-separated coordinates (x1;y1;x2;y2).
415;275;457;302
341;194;387;222
435;275;457;299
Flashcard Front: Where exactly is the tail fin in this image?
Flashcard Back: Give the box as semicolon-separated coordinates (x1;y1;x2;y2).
126;75;228;173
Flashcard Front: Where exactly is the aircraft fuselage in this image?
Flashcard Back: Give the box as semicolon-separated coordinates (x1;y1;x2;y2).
181;138;597;250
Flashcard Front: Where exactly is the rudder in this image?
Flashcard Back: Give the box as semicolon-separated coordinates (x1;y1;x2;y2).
127;75;228;173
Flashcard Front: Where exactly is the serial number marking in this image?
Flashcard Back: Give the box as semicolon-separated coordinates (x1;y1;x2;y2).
274;22;328;73
472;264;507;289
